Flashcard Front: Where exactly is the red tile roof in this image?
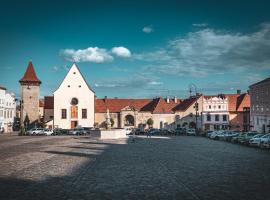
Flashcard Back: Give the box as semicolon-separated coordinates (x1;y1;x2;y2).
19;61;41;84
42;96;201;114
44;96;54;109
95;97;182;113
226;93;250;112
173;96;197;111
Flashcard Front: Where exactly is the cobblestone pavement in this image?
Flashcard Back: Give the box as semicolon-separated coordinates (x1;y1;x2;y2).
0;135;270;200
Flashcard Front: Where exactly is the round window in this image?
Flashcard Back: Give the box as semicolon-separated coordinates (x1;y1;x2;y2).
71;98;78;105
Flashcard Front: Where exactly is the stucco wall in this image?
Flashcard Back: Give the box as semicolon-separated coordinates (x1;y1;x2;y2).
21;84;40;125
54;64;95;129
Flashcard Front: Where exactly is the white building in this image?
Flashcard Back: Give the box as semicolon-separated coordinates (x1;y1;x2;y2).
202;95;229;131
0;86;16;133
53;64;95;129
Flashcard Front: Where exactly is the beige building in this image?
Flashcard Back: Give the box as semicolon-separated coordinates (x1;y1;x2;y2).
19;61;41;128
250;77;270;133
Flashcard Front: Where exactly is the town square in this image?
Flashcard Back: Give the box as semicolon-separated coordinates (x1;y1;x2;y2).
1;0;270;199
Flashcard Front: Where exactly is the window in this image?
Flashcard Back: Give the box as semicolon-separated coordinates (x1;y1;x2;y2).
209;105;211;109
61;109;67;119
82;109;87;119
215;114;219;121
71;106;78;118
218;105;221;109
223;115;227;121
207;114;211;121
71;98;78;105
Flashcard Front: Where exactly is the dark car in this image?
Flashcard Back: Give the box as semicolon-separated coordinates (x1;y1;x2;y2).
175;127;186;135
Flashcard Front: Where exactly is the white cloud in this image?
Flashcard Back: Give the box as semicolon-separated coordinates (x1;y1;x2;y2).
142;26;154;33
60;47;113;63
149;81;163;85
135;23;270;76
111;47;131;57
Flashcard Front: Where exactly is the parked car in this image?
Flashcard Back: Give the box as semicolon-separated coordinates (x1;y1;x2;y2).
175;127;186;135
259;133;270;148
186;128;196;136
148;128;160;135
42;129;54;136
69;128;85;135
206;131;214;137
27;128;44;135
210;131;225;140
224;131;240;142
248;134;265;147
238;132;258;145
125;127;133;135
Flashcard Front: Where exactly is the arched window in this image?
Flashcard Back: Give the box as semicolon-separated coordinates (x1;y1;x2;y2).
71;98;78;105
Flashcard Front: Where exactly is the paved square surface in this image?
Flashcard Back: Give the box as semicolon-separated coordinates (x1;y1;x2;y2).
0;135;270;200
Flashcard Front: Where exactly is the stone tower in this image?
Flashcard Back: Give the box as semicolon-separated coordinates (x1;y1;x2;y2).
19;61;41;127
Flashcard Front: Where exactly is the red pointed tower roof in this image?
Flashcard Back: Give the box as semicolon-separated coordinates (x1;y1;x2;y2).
19;61;41;84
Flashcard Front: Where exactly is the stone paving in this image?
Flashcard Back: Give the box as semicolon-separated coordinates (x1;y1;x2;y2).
0;135;270;200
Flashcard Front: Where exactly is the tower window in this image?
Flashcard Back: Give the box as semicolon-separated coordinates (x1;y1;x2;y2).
79;85;81;88
73;72;76;74
61;109;67;119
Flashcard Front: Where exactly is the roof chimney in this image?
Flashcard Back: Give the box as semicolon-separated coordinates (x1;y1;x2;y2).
166;96;170;103
237;90;241;95
174;96;177;103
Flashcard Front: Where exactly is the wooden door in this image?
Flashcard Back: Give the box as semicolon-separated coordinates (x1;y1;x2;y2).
71;121;77;129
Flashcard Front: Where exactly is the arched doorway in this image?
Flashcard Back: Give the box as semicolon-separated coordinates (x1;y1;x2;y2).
124;115;135;126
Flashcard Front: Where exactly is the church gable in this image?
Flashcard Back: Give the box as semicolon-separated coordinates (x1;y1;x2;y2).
54;64;94;94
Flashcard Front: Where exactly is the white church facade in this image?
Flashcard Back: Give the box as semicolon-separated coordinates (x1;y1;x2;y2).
53;64;95;129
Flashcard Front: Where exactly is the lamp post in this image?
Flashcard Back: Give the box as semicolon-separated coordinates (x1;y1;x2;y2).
189;83;199;135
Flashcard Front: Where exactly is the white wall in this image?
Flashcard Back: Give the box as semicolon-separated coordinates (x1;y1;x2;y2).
54;64;95;129
0;88;16;132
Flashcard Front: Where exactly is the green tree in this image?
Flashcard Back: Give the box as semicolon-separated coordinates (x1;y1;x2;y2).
146;118;154;128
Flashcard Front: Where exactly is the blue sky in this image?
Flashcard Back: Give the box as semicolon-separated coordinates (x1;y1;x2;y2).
1;0;270;98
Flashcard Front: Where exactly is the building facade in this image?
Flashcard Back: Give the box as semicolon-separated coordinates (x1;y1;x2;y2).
250;77;270;133
19;61;41;128
0;86;16;133
53;64;95;129
202;95;229;131
227;92;250;131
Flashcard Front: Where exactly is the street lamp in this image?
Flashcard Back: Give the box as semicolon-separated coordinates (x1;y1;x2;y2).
189;83;199;135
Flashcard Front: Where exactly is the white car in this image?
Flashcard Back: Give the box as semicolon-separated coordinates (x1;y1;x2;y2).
27;128;44;135
125;127;132;135
210;131;225;139
42;129;54;136
186;128;196;136
249;134;264;147
259;133;270;148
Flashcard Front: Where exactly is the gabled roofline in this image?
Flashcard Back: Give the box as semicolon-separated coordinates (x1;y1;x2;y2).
53;63;95;94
